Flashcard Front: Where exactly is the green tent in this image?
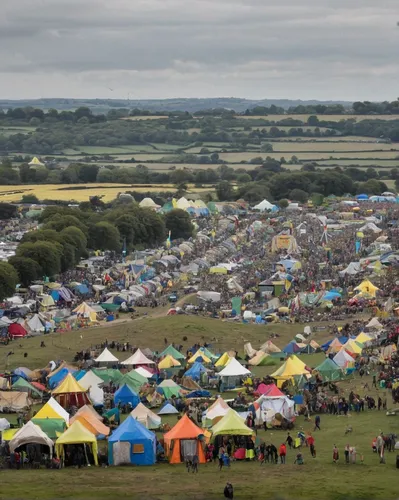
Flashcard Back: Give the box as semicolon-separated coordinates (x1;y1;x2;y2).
118;370;147;392
12;377;42;398
207;202;218;214
257;355;279;366
32;418;67;439
315;357;343;382
92;368;123;384
159;345;185;361
160;201;174;214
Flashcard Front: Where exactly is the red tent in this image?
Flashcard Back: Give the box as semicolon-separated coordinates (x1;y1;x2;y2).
8;323;27;338
31;381;47;392
255;383;284;397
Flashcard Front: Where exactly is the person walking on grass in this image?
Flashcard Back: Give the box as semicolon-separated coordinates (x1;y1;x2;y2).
314;415;321;431
286;433;293;449
333;445;339;464
218;446;225;471
279;443;287;464
307;434;316;458
344;444;350;464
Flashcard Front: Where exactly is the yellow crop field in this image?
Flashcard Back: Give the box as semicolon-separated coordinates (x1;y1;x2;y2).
122;116;168;121
0;183;210;203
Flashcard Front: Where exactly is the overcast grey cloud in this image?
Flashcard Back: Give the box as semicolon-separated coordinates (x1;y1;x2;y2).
0;0;398;100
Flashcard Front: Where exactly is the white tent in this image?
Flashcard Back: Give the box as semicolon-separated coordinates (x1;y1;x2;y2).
253;199;276;212
203;398;230;422
359;222;382;234
27;314;45;333
139;197;160;209
89;385;104;405
366;318;383;330
333;348;354;368
255;394;295;422
197;291;221;302
78;370;104;390
121;348;155;366
95;347;119;364
0;418;10;431
339;262;361;277
218;357;251;377
9;421;54;456
131;402;161;429
176;197;192;210
47;397;70;424
134;367;153;379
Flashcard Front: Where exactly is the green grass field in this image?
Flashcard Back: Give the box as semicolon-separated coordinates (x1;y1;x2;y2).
1;315;398;498
240;114;399;122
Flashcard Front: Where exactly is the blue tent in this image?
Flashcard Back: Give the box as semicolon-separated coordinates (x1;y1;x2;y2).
321;336;350;351
108;415;156;466
48;367;76;389
73;370;86;381
356;194;368;200
184;362;207;381
323;291;341;302
282;341;301;354
114;384;140;408
75;284;89;295
158;403;179;415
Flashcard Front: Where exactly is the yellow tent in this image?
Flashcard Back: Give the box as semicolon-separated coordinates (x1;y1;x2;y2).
187;350;211;364
355;332;372;345
343;339;362;355
52;373;91;408
326;338;342;355
209;266;228;274
34;403;65;421
55;420;98;465
72;302;97;317
29;157;44;167
215;352;232;367
354;279;379;298
52;374;87;395
211;409;254;438
158;355;181;369
271;355;309;386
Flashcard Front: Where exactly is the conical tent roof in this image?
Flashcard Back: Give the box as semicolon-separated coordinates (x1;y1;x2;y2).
27;314;45;332
354;279;379;297
315;358;343;381
355;332;372;344
34;397;69;423
78;370;104;390
158;403;179;415
131;402;161;429
52;373;88;395
72;301;97;316
29;157;44;167
134;367;153;378
218;357;251;377
187;350;211;364
211;409;254;437
255;383;284;397
215;352;233;367
333;348;355;368
109;414;156;442
343;339;362;355
74;404;103;421
164;413;202;440
366;318;382;330
56;420;96;445
12;377;42;397
205;398;230;420
70;412;110;436
158;355;181;369
95;347;119;363
122;348;155;366
271;355;308;378
159;345;185;360
9;421;53;453
326;338;343;354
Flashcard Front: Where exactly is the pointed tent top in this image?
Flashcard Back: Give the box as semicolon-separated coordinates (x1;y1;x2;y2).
164;413;202;439
52;373;88;395
159;345;185;360
158;355;181;369
55;420;96;445
130;402;161;429
78;370;105;390
95;347;119;363
34;397;69;423
215;352;233;367
74;404;103;421
70;412;110;436
9;421;53;453
109;414;156;442
218;357;251;377
158;403;179;415
211;409;254;437
28;157;44;167
122;348;155;366
271;355;308;378
355;332;372;344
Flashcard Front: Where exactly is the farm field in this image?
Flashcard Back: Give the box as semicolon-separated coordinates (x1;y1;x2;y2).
218;151;399;162
122;115;168;120
268;142;398;153
0;183;210;203
1;315;398;499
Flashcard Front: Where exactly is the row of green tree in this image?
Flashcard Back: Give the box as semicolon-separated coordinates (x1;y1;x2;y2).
0;203;194;293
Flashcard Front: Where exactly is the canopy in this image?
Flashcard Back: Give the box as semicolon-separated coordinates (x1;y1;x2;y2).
122;348;155;366
157;379;182;399
130;402;161;429
256;394;295;421
271;355;308;381
314;357;343;382
114;384;140;408
73;302;97;318
78;370;104;390
333;348;355;368
215;352;232;367
354;279;379;298
158;355;181;369
253;199;276;212
52;374;90;408
70;412;110;437
211;409;254;438
55;420;98;465
34;397;69;423
95;348;119;363
158;403;179;415
29;156;44;167
159;345;185;360
366;318;383;330
218;357;251;377
52;373;88;395
108;415;156;466
9;421;53;455
164;414;205;464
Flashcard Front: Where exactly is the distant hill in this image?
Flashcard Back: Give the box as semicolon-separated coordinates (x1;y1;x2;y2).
0;97;352;113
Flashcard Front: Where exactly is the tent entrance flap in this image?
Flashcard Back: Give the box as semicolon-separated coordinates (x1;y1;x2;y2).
181;439;197;461
112;442;131;466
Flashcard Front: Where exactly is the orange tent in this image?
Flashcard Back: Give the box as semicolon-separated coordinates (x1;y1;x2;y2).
163;414;206;464
69;412;110;436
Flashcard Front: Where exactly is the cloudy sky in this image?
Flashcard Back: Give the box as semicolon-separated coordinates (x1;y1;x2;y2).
1;0;398;101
